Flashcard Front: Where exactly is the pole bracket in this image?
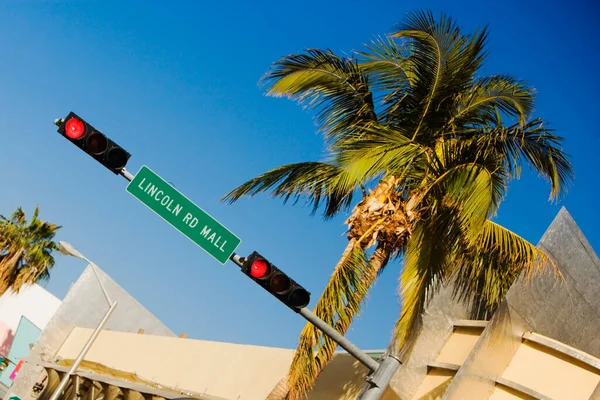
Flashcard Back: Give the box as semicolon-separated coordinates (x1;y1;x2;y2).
366;355;402;388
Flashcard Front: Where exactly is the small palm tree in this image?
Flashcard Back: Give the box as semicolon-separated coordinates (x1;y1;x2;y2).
0;206;61;295
224;10;573;399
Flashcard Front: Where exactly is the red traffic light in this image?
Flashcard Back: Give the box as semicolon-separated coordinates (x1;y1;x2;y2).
242;251;311;310
250;259;271;279
65;117;85;139
57;112;131;174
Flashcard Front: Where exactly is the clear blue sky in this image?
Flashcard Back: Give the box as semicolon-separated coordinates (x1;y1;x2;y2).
0;0;598;350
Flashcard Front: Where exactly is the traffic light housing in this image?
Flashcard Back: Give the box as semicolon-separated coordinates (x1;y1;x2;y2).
56;112;130;174
242;251;311;310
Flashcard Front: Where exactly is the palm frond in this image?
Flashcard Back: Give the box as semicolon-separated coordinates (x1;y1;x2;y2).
421;163;494;243
221;161;360;218
451;75;535;126
359;36;412;90
392;10;451;140
286;240;369;398
335;124;426;179
461;119;573;201
390;10;488;141
0;206;59;295
261;49;376;146
450;220;558;313
433;136;508;213
285;242;392;399
392;218;452;353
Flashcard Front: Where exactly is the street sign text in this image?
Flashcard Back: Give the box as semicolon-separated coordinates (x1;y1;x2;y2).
127;166;241;263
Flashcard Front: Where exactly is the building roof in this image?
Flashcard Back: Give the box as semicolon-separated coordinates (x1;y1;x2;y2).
39;361;228;400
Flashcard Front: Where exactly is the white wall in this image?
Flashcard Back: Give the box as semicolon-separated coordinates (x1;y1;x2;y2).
0;285;62;331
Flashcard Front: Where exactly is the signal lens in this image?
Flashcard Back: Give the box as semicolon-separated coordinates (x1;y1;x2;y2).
86;132;108;155
269;273;291;294
250;259;271;279
65;118;85;139
106;148;128;170
288;288;310;309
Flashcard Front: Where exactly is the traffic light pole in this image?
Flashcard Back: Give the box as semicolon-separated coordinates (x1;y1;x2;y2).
228;253;380;373
232;252;401;398
118;167;399;398
120;169;135;181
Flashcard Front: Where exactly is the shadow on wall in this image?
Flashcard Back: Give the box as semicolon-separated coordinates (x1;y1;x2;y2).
0;323;15;357
414;371;453;400
307;354;402;400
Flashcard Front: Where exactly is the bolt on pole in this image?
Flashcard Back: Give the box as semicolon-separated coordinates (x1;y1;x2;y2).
358;354;401;399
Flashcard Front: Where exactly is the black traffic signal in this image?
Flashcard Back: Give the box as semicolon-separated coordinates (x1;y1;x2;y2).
56;112;130;174
242;251;311;310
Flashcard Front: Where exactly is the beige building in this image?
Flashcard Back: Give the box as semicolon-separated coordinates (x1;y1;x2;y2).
33;329;390;400
7;208;600;400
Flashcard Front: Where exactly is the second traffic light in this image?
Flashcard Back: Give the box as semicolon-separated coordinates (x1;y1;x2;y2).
242;251;311;310
56;112;130;174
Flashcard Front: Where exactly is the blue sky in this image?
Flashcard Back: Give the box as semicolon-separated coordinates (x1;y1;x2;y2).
0;0;598;350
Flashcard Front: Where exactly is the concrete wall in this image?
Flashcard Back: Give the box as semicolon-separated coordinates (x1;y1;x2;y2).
55;329;401;400
388;284;470;399
445;207;600;399
409;325;484;399
507;207;600;356
434;327;482;365
500;340;600;399
307;353;401;400
57;328;295;400
8;264;175;400
443;301;529;399
0;284;61;332
34;264;175;362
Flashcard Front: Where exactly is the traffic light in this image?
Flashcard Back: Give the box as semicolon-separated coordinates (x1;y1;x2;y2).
56;112;130;174
242;251;311;310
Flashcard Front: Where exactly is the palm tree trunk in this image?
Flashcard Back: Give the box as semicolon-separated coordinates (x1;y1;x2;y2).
276;242;392;400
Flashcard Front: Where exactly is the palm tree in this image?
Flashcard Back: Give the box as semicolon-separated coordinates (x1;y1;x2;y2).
0;206;61;295
223;10;573;399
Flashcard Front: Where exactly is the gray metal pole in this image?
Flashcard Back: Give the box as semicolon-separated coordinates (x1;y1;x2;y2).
298;308;379;372
229;253;378;372
88;263;112;306
357;354;401;400
57;242;112;306
48;301;117;400
120;168;135;182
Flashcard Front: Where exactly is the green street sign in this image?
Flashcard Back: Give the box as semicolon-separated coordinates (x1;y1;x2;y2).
126;166;241;264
